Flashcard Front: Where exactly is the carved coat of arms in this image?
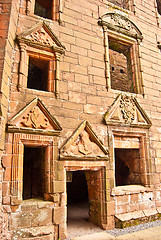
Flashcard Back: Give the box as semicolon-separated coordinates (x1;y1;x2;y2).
120;94;135;124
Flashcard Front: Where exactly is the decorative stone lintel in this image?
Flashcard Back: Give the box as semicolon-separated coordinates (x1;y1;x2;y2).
111;185;153;196
7;126;61;136
59;155;109;161
98;12;143;40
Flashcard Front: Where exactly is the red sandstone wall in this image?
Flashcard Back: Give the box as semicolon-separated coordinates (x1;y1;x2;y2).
0;0;20;238
1;0;161;238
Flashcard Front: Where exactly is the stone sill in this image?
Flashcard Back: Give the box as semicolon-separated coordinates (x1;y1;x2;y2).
13;225;54;238
111;185;152;196
115;208;160;228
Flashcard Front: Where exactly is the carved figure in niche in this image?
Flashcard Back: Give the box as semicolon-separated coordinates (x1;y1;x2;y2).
120;94;135;124
64;130;104;156
21;106;50;129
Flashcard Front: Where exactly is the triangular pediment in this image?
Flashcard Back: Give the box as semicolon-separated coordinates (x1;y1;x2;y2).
8;98;62;134
17;21;65;53
98;12;143;40
60;121;109;160
104;94;152;128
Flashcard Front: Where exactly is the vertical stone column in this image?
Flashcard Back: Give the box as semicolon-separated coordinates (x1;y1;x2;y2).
55;52;61;98
48;59;55;92
103;26;111;90
18;42;27;92
11;133;23;205
137;40;144;95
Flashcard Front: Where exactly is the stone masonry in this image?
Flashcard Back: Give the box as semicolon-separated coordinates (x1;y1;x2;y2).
1;0;161;239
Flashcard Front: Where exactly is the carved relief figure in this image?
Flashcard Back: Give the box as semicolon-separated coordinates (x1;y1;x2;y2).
63;130;104;156
21;106;50;129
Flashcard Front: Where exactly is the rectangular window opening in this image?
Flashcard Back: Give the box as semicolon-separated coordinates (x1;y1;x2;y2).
109;37;135;93
27;57;49;91
23;146;46;200
115;148;141;186
34;0;52;19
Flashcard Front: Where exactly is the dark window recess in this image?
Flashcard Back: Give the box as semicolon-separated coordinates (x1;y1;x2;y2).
27;57;49;91
23;146;46;200
115;148;141;186
34;0;52;19
109;38;134;93
107;0;129;10
156;0;161;15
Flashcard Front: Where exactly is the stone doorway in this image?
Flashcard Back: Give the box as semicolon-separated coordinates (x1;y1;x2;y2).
66;168;105;237
67;171;89;236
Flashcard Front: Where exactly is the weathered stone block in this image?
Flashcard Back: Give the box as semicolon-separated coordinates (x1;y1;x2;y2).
53;206;65;224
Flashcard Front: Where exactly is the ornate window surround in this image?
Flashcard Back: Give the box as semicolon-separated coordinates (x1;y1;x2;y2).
98;12;144;95
10;133;56;205
7;98;62;205
17;21;65;98
107;127;152;188
104;93;152;188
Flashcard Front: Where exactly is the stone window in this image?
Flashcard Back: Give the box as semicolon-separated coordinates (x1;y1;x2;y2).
23;146;47;200
115;148;141;186
104;93;152;188
7;98;62;205
34;0;52;19
27;56;50;91
109;37;134;93
17;21;65;98
10;134;55;204
156;0;161;15
99;12;144;94
26;0;60;21
112;132;151;188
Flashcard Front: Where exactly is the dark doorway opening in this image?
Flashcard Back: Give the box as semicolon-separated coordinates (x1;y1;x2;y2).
23;146;46;200
67;171;88;205
67;171;89;231
115;148;141;186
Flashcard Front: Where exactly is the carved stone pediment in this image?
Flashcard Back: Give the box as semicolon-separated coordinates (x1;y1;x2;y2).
60;121;109;160
17;21;65;53
104;94;152;128
98;12;143;40
8;98;62;135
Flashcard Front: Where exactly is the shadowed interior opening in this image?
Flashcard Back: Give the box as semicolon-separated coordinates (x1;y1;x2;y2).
27;57;49;91
34;0;52;19
115;148;141;186
23;146;46;200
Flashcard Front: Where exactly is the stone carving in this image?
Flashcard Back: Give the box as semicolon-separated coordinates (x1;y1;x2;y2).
63;130;104;156
21;106;50;129
111;14;133;31
120;94;135;124
26;27;54;46
99;12;143;40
